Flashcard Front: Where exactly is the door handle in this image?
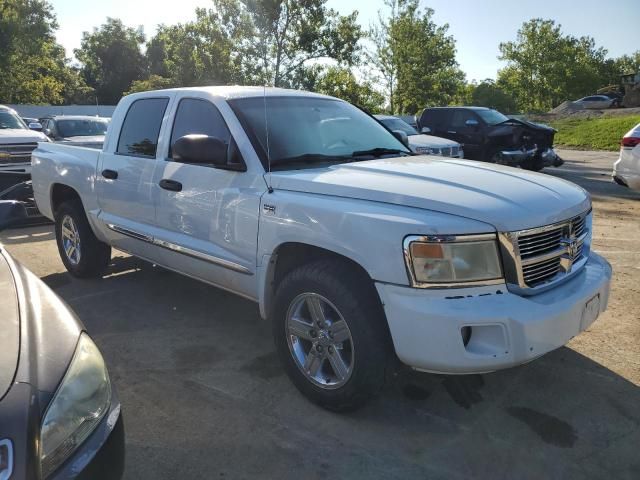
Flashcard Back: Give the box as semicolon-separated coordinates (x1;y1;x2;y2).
102;169;118;180
447;131;457;134
159;179;183;192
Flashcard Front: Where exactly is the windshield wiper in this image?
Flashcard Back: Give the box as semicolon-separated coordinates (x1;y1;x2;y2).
351;147;408;158
272;153;350;167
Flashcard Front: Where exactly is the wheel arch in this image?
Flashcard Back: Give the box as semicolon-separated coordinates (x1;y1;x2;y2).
259;241;382;321
50;183;83;217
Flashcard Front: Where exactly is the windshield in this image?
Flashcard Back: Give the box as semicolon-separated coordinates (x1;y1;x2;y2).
378;117;418;136
476;109;510;126
57;119;108;137
229;96;410;170
0;111;27;130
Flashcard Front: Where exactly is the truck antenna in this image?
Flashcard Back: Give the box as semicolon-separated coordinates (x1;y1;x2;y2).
263;84;273;194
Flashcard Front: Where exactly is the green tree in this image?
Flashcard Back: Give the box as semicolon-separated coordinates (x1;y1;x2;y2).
208;0;363;87
75;18;147;104
300;65;384;112
468;79;517;113
125;74;177;95
498;19;609;112
0;0;71;104
369;0;465;114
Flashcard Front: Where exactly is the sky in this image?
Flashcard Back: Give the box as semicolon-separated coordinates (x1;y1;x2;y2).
52;0;640;81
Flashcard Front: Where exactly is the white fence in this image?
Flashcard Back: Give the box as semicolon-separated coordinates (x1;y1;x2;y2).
6;104;116;118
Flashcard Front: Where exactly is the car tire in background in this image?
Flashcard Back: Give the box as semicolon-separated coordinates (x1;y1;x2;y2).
271;259;391;412
55;200;111;278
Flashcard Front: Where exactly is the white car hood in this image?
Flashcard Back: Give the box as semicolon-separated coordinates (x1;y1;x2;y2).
0;128;47;143
408;134;459;148
269;157;590;232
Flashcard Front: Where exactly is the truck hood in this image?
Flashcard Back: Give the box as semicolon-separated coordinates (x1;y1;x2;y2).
269;157;590;232
0;128;47;143
408;134;459;148
0;251;19;401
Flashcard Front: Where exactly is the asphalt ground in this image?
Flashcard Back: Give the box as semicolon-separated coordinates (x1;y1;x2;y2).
1;148;638;479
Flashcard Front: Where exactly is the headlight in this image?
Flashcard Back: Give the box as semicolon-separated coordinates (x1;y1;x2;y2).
40;333;111;477
404;234;503;286
416;146;433;154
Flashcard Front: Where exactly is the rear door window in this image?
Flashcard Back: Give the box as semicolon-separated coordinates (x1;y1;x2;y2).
117;98;169;157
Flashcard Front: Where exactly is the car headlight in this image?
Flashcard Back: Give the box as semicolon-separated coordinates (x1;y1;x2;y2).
40;333;111;477
404;234;503;286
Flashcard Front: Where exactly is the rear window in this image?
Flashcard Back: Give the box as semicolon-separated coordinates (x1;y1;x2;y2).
117;98;169;157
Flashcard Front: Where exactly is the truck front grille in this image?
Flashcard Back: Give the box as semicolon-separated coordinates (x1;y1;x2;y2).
0;142;38;165
499;210;591;292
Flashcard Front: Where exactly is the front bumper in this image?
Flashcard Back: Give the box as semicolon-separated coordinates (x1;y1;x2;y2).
540;147;563;167
0;163;31;175
496;146;537;165
376;251;611;374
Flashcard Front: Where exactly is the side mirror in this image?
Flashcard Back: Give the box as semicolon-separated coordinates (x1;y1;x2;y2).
172;135;227;166
0;201;28;232
465;119;479;127
28;122;43;132
420;126;431;134
43;128;53;137
392;130;409;148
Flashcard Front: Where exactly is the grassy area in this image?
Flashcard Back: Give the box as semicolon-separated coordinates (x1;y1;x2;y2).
548;114;640;151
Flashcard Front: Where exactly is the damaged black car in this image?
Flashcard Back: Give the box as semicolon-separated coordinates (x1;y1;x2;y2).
417;106;563;171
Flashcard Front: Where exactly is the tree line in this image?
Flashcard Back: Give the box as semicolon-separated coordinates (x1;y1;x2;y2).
1;0;638;113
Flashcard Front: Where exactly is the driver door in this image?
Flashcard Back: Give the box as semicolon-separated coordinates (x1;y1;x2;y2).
150;95;264;299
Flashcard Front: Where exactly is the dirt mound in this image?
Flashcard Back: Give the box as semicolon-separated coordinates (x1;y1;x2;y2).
550;101;584;115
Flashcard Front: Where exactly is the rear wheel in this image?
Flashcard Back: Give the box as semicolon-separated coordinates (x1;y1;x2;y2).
55;200;111;278
271;259;390;412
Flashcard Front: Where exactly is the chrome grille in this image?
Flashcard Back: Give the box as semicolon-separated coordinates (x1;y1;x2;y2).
500;210;591;291
0;142;37;165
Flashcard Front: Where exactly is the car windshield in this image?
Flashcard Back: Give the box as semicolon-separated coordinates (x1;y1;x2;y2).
57;119;108;137
229;96;410;170
0;110;27;130
476;109;510;126
378;117;418;135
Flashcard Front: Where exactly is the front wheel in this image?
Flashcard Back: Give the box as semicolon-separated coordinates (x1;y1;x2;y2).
271;259;390;412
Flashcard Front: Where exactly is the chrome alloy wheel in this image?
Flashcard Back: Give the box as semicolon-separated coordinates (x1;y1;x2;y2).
61;215;81;265
286;293;355;389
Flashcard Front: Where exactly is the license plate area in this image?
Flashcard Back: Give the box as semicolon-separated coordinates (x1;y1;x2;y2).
581;294;600;330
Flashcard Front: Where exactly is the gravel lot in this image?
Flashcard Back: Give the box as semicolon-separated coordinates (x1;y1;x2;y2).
1;149;638;479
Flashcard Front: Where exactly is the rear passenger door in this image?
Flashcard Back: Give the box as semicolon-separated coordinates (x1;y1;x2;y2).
96;96;171;257
150;95;264;300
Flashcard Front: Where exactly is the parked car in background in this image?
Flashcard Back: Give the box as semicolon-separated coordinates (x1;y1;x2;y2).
31;86;611;411
417;106;561;171
375;115;464;158
573;95;616;110
0;106;49;190
613;122;640;191
0;201;124;480
40;116;109;149
397;114;418;130
21;117;43;131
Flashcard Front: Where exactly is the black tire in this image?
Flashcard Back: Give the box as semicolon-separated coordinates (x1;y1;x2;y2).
55;200;111;278
485;148;506;165
271;259;391;412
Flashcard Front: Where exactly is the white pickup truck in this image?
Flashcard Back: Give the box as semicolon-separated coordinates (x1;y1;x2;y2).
31;87;612;411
